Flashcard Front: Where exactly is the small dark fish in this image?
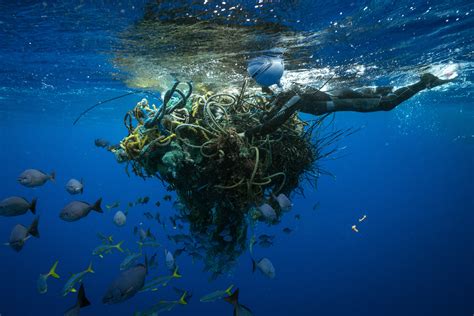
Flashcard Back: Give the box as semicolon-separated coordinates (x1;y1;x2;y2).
94;138;110;148
168;234;191;244
6;217;40;252
173;247;186;258
169;216;177;229
102;256;148;304
18;169;55;187
139;227;155;241
312;202;320;211
258;240;273;248
258;234;275;241
133;226;138;235
155;212;162;224
282;227;293;234
136;196;150;205
128;202;134;208
143;212;154;220
106;201;120;210
189;251;203;263
60;198;103;222
155;201;161;208
65;179;84;195
149;252;158;269
0;196;37;216
294;214;301;220
177;224;184;230
163;195;172;201
64;283;91;316
224;288;254;316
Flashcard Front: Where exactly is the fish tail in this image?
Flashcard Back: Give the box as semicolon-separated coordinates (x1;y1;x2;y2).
92;198;103;213
30;197;37;214
28;216;40;238
251;258;256;273
77;283;91;308
49;171;56;182
115;241;124;252
86;261;95;274
224;288;239;305
178;291;188;305
225;284;234;296
48;260;60;279
172;266;182;279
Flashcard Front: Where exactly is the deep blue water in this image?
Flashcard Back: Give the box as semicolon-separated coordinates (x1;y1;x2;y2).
0;1;473;315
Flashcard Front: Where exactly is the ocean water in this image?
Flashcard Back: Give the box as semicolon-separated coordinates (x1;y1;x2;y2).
0;1;473;315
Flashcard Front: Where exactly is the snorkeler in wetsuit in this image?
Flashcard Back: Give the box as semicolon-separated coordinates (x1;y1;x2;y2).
245;73;453;138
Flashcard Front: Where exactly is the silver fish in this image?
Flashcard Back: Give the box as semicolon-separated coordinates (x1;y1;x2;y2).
252;257;275;279
113;210;127;226
165;249;175;270
258;203;277;221
273;193;293;211
65;178;84;195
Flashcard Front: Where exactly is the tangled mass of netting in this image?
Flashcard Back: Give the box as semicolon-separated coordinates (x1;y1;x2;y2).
110;81;340;275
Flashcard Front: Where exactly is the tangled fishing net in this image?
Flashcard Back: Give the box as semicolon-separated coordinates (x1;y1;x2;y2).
110;81;341;276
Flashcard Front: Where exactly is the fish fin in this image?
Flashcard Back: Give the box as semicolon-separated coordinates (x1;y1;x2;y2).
77;283;91;308
179;291;188;305
92;198;103;213
28;216;40;238
240;304;253;314
80;186;84;194
224;288;239;305
30;197;37;214
49;171;56;182
225;284;234;296
48;260;60;279
172;266;182;278
251;258;256;273
115;241;124;252
145;253;149;275
86;261;95;274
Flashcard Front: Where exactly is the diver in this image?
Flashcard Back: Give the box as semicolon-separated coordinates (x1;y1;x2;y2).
245;55;454;137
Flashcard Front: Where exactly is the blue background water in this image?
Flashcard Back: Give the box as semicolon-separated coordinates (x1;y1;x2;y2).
0;1;473;315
